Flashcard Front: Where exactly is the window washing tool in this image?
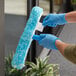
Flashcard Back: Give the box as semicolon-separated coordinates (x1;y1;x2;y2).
11;6;44;70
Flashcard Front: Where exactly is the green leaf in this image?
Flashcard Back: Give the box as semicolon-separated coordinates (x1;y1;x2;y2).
43;56;49;65
36;58;39;68
9;68;16;74
26;61;36;69
38;58;42;70
25;68;32;73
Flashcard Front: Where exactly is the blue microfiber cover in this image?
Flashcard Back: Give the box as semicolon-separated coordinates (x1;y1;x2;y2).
11;6;43;69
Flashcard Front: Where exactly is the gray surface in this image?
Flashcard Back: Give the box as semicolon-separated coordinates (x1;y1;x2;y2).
48;23;76;76
0;0;4;75
5;14;26;56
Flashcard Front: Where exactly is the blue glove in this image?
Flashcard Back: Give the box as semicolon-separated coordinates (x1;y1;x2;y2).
42;14;67;27
32;34;59;50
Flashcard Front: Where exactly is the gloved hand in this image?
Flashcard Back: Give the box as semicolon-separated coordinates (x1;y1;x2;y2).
32;34;59;50
42;13;67;27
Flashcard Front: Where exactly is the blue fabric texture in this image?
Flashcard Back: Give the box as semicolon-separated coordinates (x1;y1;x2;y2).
42;13;67;27
11;6;43;69
32;34;59;50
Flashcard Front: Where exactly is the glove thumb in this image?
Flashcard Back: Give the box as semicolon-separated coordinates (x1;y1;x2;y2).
32;34;46;41
32;35;41;41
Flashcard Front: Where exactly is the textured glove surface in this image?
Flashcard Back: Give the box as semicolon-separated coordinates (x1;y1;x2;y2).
43;14;67;27
32;34;59;50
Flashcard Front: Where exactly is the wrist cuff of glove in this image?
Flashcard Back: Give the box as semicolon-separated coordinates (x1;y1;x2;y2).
62;13;68;24
53;38;60;50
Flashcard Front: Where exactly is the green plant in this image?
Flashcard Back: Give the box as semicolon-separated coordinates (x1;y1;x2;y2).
5;52;59;76
25;56;59;76
5;52;26;76
25;56;51;76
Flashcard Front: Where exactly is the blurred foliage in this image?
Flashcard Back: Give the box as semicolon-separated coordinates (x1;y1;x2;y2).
5;52;59;76
5;52;26;76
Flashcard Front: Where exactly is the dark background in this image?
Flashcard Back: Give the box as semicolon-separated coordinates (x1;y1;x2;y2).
0;0;4;75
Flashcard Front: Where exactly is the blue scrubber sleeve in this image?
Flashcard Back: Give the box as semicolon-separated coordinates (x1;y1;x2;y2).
11;6;43;69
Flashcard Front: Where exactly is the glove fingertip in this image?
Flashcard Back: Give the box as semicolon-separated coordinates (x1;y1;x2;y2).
42;22;46;27
43;16;49;21
40;34;46;38
32;35;40;41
